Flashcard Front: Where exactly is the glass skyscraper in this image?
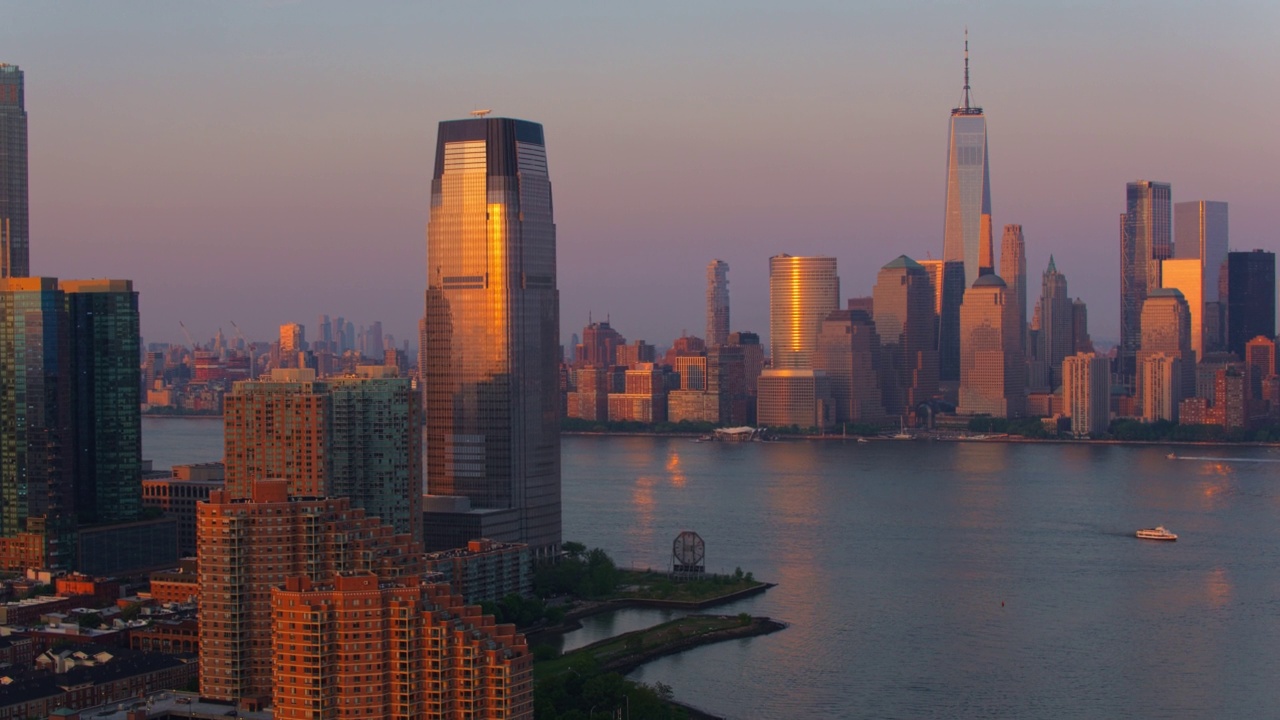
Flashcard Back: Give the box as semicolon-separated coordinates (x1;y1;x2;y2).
1120;180;1173;385
424;116;560;557
0;64;27;278
706;259;730;347
768;254;839;370
942;39;993;291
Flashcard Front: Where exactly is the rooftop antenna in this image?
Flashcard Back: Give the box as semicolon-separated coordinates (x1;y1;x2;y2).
470;109;492;118
962;27;972;111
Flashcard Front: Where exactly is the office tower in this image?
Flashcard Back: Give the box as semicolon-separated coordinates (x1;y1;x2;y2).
615;339;655;367
1072;299;1094;353
942;35;994;289
768;254;839;369
327;367;424;544
1062;353;1110;436
873;256;938;418
272;573;532;720
608;363;667;423
663;334;707;367
1036;256;1072;389
62;279;141;526
1227;249;1276;357
708;344;750;426
706;259;730;347
0;64;28;278
1137;289;1195;415
316;313;332;353
198;480;425;705
424;116;560;557
1244;335;1275;412
566;367;608;421
1175;200;1228;351
577;317;624;368
813;309;886;424
999;225;1027;356
958;275;1025;417
0;278;74;570
919;258;965;383
279;322;305;353
1161;258;1204;360
675;355;708;391
224;369;330;500
756;369;832;429
728;331;764;397
224;368;422;541
1119;180;1173;385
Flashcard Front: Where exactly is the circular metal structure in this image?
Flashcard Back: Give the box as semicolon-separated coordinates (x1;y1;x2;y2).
672;531;705;576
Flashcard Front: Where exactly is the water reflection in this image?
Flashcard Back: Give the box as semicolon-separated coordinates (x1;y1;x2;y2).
666;450;686;488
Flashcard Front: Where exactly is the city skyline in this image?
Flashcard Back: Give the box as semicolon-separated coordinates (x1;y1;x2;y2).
3;4;1279;349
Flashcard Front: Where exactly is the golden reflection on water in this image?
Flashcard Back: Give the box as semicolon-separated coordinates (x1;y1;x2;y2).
1194;461;1234;511
1205;566;1231;609
666;450;686;487
628;474;657;553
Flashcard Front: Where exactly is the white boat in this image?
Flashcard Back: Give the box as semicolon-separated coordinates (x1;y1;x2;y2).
1166;453;1177;460
1136;526;1177;541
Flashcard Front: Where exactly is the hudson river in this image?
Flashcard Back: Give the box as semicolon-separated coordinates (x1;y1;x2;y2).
144;418;1280;719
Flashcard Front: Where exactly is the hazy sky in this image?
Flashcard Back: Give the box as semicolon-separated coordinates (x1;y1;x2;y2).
5;1;1278;349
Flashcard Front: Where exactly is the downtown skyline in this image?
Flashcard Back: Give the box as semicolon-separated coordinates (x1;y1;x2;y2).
4;3;1278;348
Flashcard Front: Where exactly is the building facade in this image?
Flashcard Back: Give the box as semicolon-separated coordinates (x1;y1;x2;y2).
1120;180;1173;386
873;256;939;419
958;275;1025;417
706;259;730;347
1227;249;1276;358
1174;200;1228;352
1036;257;1073;390
0;64;27;279
424;117;561;557
813;309;886;424
768;255;839;370
756;369;832;429
1062;352;1110;436
999;225;1027;357
1137;288;1196;410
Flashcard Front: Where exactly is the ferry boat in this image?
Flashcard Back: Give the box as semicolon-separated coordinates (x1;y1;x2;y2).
1135;526;1177;541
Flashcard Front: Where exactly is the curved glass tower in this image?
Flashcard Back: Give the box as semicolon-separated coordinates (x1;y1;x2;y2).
424;116;560;557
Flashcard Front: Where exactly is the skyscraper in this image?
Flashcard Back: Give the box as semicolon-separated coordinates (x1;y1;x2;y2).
999;225;1027;356
424;116;560;557
1226;249;1276;358
919;258;965;383
813;309;886;424
706;259;730;347
958;275;1025;417
942;35;994;290
1037;256;1072;389
0;278;73;570
1120;180;1173;385
1161;258;1204;360
1174;200;1228;351
1062;353;1110;437
0;64;28;279
62;279;141;526
768;254;839;370
873;256;939;419
1137;288;1195;415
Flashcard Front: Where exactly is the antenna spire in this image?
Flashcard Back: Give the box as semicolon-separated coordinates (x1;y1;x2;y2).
962;27;971;111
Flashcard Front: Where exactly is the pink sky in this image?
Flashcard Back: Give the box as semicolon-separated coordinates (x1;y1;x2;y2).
5;2;1278;349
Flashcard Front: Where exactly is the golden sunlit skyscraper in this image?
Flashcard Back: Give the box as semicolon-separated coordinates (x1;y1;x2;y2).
424;116;560;557
768;254;839;370
942;35;993;290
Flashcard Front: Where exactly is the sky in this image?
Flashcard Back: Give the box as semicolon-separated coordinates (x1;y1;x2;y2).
4;1;1279;350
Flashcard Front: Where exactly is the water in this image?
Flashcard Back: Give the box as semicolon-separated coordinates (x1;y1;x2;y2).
144;419;1280;718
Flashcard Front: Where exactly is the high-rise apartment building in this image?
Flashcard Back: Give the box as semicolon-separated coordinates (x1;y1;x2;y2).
919;259;965;383
942;36;993;290
198;480;425;705
768;255;839;370
1174;200;1228;351
424;117;560;557
1062;353;1110;436
706;259;730;347
1037;257;1073;390
279;323;305;353
223;367;422;542
873;256;938;418
958;275;1025;417
1140;353;1182;422
999;225;1027;356
1226;249;1276;358
62;279;141;526
272;573;532;720
0;64;28;278
0;278;74;570
1120;180;1173;385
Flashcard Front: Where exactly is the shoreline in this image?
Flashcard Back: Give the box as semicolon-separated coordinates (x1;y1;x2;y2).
564;429;1280;448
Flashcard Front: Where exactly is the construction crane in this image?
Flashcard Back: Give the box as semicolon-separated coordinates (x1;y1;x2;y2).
178;321;198;351
229;320;248;348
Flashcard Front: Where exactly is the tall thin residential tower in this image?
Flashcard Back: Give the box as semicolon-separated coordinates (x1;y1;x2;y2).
942;33;993;290
0;64;28;278
706;259;730;347
424;116;560;557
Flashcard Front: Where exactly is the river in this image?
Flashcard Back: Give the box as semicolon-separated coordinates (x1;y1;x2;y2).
143;419;1280;719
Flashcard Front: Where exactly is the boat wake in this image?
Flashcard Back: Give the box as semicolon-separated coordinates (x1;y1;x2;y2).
1170;455;1280;463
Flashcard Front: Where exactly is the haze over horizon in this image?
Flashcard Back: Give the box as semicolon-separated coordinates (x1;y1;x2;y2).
5;1;1277;350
